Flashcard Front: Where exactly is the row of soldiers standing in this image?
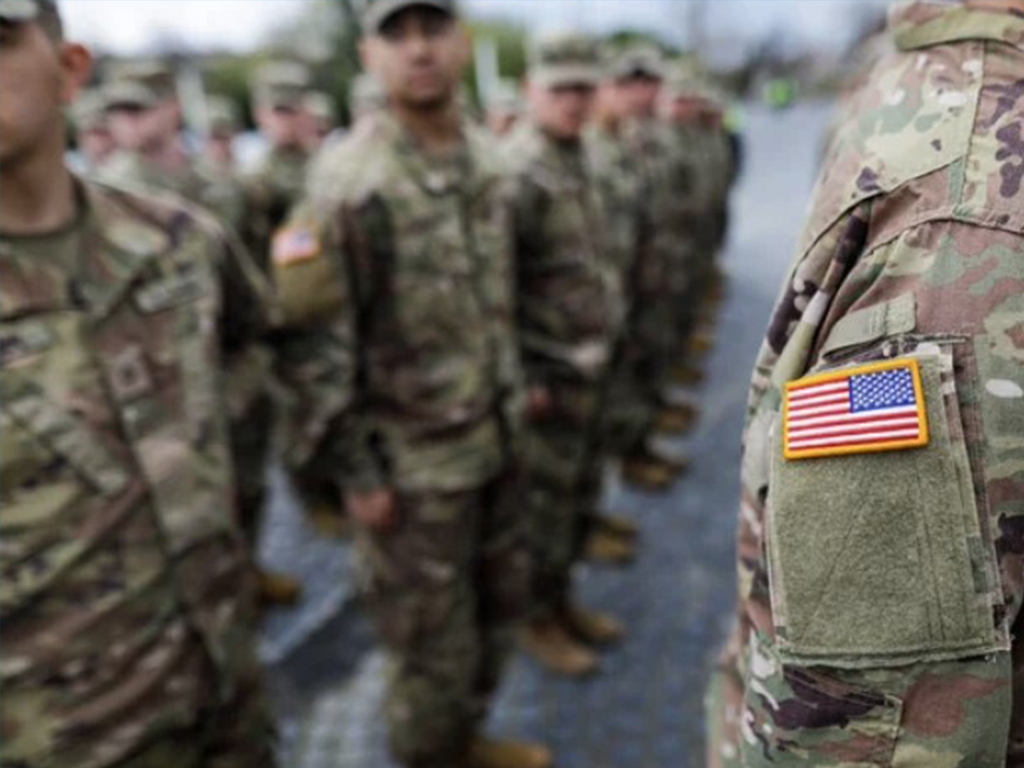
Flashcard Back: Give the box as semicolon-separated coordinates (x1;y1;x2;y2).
0;0;737;766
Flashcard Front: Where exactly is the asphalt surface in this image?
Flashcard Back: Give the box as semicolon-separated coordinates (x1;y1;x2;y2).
257;99;833;768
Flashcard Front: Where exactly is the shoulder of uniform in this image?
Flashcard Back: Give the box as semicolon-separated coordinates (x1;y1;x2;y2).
306;124;390;213
86;178;228;259
499;122;544;173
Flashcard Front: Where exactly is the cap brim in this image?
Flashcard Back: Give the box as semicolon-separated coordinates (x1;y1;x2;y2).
531;65;600;89
364;0;453;34
0;0;39;22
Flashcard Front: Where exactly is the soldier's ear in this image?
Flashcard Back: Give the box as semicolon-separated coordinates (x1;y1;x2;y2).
57;41;91;106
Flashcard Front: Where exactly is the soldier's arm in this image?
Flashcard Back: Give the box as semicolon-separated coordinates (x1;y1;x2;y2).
269;200;386;493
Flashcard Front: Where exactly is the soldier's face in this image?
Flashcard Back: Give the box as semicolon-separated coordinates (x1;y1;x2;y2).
663;97;702;125
205;132;234;165
107;101;177;152
0;20;91;167
257;104;303;148
362;7;468;110
616;76;661;119
528;82;594;140
78;126;114;165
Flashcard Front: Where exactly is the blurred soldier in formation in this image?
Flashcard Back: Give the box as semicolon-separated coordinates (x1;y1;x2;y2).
484;81;522;137
707;1;1024;765
0;1;276;764
606;43;696;488
301;90;339;154
270;1;548;766
202;93;242;169
659;65;736;372
70;88;114;172
98;58;302;605
504;31;627;678
348;70;386;128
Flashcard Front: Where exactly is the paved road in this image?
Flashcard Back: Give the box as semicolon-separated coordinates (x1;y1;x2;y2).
257;100;834;768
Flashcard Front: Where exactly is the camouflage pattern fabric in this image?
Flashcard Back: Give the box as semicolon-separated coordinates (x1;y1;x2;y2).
585;121;659;457
503;121;618;610
272;109;525;766
707;4;1024;765
353;472;529;767
0;179;274;767
98;148;277;545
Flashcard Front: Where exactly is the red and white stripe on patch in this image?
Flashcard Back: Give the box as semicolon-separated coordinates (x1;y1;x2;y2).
783;358;929;460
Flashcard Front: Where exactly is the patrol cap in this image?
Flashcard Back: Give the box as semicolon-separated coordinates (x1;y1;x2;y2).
0;0;62;36
106;58;178;101
303;91;337;123
71;89;109;130
252;60;311;110
662;62;705;101
103;80;159;111
205;95;241;133
528;31;601;88
610;42;665;81
361;0;456;35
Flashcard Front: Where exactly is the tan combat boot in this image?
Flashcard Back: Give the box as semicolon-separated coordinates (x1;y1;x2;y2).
620;455;679;491
464;735;553;768
520;615;599;677
584;527;637;566
258;568;302;606
307;498;351;539
654;402;698;434
561;601;626;646
595;512;639;540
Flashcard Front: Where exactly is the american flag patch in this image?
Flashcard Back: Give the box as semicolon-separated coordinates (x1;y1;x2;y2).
272;226;321;266
783;358;929;460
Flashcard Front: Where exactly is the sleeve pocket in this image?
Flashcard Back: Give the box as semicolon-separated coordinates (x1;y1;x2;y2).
765;352;1005;668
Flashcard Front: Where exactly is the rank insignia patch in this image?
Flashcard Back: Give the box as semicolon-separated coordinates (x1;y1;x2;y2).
783;358;929;460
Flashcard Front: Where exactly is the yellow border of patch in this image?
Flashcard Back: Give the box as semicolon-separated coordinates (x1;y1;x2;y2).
783;357;929;461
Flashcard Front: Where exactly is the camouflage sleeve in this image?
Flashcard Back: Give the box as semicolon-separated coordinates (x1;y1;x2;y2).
269;201;387;492
214;223;276;354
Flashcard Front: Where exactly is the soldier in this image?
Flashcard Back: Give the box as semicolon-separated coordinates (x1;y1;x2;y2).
203;94;242;170
0;2;276;765
707;1;1024;765
484;81;522;137
99;60;302;606
70;88;113;172
271;1;547;766
606;43;696;487
301;90;339;153
504;31;627;677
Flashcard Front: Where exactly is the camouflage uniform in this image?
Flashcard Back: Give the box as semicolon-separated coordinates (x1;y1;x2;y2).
585;120;657;458
0;179;274;768
707;4;1024;765
504;112;618;612
97;75;273;551
272;109;528;767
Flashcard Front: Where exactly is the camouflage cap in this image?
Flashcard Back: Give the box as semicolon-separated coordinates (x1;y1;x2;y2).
206;95;241;134
361;0;456;34
303;91;337;123
71;89;109;130
0;0;61;35
252;60;311;110
662;62;705;100
529;31;601;88
610;42;665;81
103;80;158;111
106;58;178;101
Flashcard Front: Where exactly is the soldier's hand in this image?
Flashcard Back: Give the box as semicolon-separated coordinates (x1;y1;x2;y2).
526;386;553;419
346;488;397;531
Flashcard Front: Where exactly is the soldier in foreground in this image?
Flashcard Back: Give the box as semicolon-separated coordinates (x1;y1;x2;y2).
505;32;626;678
0;1;275;764
707;1;1024;765
272;1;547;766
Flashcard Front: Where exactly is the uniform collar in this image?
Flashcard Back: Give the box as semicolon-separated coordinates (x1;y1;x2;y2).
378;108;471;197
892;1;1024;51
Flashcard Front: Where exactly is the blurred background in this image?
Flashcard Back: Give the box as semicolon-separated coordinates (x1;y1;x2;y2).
61;2;891;766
